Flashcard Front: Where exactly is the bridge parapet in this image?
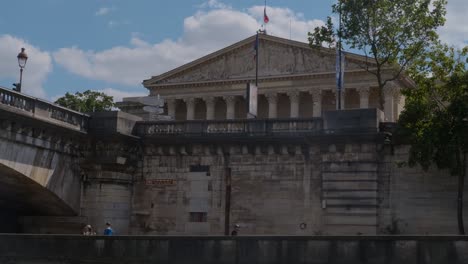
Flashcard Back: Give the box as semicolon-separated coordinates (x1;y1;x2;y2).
0;86;89;132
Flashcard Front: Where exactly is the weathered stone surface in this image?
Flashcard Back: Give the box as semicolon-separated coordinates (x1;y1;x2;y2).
0;129;81;216
2;102;468;237
1;235;468;264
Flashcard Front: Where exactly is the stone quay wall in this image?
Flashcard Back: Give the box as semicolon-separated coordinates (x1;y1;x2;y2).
126;139;468;236
0;235;468;264
130;137;383;236
378;145;468;235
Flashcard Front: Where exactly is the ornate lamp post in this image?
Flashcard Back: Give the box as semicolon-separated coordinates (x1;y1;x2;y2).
13;48;28;93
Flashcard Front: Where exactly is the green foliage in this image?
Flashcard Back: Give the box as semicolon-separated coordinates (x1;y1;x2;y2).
400;70;468;172
308;17;335;49
308;0;447;108
398;45;468;234
54;90;114;113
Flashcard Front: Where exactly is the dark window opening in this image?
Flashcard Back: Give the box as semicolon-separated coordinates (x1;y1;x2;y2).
190;165;210;175
189;212;208;222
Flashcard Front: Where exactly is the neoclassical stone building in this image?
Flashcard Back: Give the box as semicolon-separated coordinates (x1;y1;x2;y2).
119;34;412;122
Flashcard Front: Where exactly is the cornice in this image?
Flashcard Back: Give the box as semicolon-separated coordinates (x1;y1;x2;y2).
147;68;385;90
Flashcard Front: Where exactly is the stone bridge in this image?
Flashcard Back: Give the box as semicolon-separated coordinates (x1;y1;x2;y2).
0;87;89;232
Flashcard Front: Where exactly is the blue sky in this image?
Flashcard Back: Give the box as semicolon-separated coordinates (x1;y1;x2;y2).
0;0;466;102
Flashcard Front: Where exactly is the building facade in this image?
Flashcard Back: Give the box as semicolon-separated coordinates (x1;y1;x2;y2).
4;35;463;237
119;34;411;122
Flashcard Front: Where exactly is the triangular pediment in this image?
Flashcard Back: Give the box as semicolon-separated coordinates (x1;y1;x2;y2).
143;34;372;87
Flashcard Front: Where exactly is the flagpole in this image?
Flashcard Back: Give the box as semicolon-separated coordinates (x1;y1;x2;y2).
337;0;342;110
256;31;259;86
264;0;267;34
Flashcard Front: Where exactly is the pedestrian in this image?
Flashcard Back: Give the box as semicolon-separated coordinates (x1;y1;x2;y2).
82;224;96;235
103;222;113;236
231;224;240;236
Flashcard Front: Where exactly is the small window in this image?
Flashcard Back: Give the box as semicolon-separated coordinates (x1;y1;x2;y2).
190;165;210;172
189;212;208;222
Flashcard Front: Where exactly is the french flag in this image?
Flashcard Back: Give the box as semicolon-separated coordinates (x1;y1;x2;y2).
263;6;269;24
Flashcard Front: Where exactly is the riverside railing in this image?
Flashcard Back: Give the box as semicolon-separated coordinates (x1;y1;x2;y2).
134;118;324;137
0;86;89;132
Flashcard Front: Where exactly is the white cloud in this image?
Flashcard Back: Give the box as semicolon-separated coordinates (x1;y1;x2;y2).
107;19;131;28
97;88;147;103
53;3;325;86
95;7;112;16
199;0;231;10
0;35;52;98
439;0;468;48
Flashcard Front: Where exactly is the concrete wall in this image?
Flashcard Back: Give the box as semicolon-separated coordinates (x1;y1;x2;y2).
2;107;468;236
131;149;227;235
129;137;468;236
131;136;384;236
378;145;468;234
1;235;467;264
19;216;87;234
81;178;133;235
79;111;140;235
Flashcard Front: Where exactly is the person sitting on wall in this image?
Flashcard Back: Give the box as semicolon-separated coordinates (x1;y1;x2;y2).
103;222;114;236
82;224;96;235
231;224;240;236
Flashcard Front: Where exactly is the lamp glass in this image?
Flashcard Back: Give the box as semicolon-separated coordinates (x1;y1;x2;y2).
17;48;28;68
18;57;27;68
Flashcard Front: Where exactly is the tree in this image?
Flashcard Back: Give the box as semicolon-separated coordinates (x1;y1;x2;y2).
308;0;447;109
398;45;468;234
54;90;114;112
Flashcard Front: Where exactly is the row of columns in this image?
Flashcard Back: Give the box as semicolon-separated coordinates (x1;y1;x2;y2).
166;85;399;121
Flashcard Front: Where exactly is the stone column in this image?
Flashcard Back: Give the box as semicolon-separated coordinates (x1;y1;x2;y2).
184;98;195;120
265;93;278;119
330;89;345;110
383;83;398;122
357;87;370;109
288;90;300;118
166;98;176;119
340;89;345;109
394;93;403;120
310;89;322;117
333;89;345;110
203;97;215;120
224;96;236;120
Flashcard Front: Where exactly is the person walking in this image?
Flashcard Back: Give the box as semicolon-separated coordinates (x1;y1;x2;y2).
103;222;113;236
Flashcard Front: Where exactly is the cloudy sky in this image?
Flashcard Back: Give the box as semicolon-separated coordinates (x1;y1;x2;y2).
0;0;466;102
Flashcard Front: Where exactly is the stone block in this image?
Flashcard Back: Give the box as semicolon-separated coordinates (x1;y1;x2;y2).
324;225;377;235
455;241;468;263
322;162;378;172
325;207;377;215
322;172;377;181
323;180;378;191
323;191;377;199
328;241;361;264
324;214;377;225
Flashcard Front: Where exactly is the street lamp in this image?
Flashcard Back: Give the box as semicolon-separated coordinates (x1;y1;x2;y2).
13;47;28;93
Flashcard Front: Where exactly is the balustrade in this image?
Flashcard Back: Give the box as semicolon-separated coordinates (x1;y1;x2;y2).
135;118;324;137
0;86;89;132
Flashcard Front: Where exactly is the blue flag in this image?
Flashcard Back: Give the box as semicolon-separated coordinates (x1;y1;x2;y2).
336;48;345;91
